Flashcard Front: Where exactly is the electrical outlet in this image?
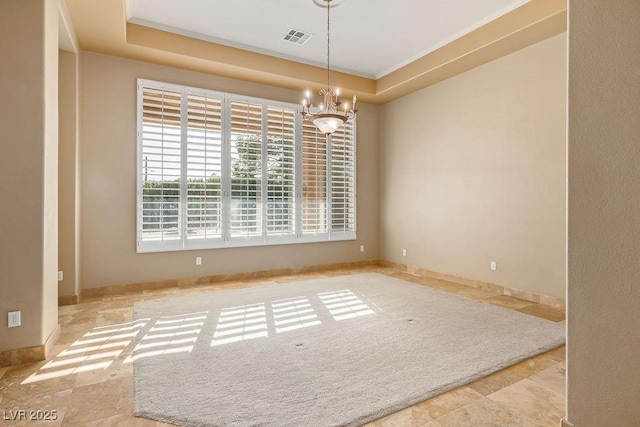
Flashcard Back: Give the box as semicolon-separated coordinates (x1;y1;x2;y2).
8;311;21;328
360;245;365;252
490;261;497;271
58;271;63;281
195;257;202;266
402;249;407;257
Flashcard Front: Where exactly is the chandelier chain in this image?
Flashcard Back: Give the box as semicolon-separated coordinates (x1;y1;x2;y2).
326;0;330;90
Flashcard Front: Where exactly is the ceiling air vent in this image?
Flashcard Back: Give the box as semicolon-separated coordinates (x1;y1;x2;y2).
283;29;313;45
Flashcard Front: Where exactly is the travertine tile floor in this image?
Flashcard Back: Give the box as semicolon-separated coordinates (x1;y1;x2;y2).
0;267;566;426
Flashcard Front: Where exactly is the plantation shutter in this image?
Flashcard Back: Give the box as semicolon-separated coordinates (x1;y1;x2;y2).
139;86;183;249
186;93;224;245
329;121;356;235
230;101;263;240
137;79;356;252
301;121;328;236
266;106;296;238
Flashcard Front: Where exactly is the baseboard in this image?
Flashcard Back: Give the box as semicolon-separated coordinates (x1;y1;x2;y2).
0;345;45;368
0;324;60;368
380;260;565;310
44;324;61;359
58;294;79;306
81;260;379;299
561;418;575;427
77;258;564;309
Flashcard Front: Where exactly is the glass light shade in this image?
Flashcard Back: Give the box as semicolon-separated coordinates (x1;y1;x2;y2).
313;114;345;134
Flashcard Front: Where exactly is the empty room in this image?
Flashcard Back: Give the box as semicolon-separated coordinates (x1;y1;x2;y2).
1;0;638;426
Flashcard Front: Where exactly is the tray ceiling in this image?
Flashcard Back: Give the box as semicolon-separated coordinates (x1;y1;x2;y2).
128;0;531;78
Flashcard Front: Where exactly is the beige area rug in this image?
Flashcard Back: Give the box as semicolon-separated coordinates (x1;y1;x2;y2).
133;272;565;426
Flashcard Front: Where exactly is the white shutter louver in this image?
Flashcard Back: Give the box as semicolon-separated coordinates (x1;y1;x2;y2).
301;121;328;235
186;94;223;243
266;106;296;237
230;101;263;239
140;87;182;246
330;122;356;235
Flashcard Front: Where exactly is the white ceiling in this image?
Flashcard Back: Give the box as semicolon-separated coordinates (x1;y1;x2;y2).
128;0;530;79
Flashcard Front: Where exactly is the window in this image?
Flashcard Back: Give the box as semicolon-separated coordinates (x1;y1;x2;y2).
137;79;356;253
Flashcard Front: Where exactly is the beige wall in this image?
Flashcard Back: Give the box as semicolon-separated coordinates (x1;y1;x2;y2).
58;50;80;299
0;0;58;352
379;34;567;299
78;52;379;289
42;0;59;347
567;1;640;425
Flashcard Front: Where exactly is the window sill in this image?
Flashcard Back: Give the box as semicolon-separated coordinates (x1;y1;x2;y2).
137;232;356;253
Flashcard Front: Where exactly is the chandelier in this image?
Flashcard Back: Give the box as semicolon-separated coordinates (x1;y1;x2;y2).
301;0;357;135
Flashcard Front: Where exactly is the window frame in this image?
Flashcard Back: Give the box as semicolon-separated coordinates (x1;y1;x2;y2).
136;78;356;253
